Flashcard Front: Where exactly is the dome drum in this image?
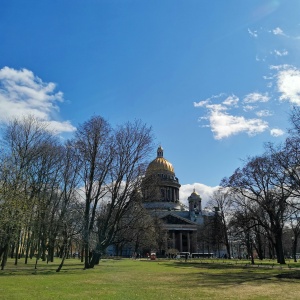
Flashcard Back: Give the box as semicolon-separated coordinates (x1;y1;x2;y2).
143;146;181;204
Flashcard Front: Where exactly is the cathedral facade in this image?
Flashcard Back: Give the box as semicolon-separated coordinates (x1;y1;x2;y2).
107;146;217;257
142;146;207;254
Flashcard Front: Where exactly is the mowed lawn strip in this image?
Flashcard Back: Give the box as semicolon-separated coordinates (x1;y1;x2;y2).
0;258;299;300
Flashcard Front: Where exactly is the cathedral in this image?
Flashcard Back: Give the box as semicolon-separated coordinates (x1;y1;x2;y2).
141;146;212;254
107;146;216;257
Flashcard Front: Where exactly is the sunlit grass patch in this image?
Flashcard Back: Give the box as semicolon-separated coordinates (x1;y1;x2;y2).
0;258;299;299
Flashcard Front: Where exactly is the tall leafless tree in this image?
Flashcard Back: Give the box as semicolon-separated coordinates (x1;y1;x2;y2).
0;116;60;269
208;188;233;258
89;120;153;266
222;152;293;264
73;116;113;269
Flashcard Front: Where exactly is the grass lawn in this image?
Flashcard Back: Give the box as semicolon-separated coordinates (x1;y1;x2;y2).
0;258;299;299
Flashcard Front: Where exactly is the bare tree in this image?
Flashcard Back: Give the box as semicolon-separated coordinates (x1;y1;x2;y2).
229;200;267;263
223;152;293;264
0;116;60;269
110;194;158;256
47;141;82;270
89;120;153;266
73;116;113;269
207;188;233;258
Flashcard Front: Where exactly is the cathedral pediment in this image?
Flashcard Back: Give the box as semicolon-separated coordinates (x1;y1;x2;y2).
161;213;196;225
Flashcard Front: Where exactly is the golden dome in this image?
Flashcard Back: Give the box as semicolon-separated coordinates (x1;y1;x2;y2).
191;188;199;196
147;157;175;174
146;146;175;175
188;189;201;201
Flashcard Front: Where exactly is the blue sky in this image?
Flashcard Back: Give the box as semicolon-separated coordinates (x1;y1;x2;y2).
1;0;300;205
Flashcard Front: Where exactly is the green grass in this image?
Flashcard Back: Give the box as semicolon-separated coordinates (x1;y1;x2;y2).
0;258;299;299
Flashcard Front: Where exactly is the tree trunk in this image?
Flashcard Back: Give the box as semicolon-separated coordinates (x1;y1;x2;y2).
292;237;298;262
268;241;274;259
10;242;15;259
83;199;91;269
89;251;101;268
250;242;255;265
84;243;90;269
47;241;55;263
14;229;22;265
245;234;254;265
225;240;231;259
1;244;9;270
81;246;84;263
254;231;264;260
56;252;66;272
56;241;68;272
274;230;285;264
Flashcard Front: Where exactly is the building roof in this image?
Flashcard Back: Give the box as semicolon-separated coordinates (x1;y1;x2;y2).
143;201;183;211
188;188;202;202
146;146;175;175
150;210;198;226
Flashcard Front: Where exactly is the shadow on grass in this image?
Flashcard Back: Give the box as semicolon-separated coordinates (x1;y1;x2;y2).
160;261;300;288
0;262;87;277
0;258;124;277
276;271;300;279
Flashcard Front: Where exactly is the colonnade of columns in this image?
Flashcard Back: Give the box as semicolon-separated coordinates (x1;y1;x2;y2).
143;185;179;202
160;186;179;202
170;230;195;253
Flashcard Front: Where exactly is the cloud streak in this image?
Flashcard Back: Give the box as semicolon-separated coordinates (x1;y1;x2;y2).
194;92;271;140
248;28;258;38
270;128;285;137
194;24;300;140
0;67;76;133
209;109;268;140
273;49;288;57
243;92;270;103
272;27;285;36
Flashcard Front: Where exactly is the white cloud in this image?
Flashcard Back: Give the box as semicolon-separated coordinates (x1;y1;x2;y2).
194;93;226;107
263;75;274;80
270;64;290;70
243;105;257;112
206;103;227;112
193;99;210;107
195;93;271;139
256;55;266;62
0;66;76;133
243;92;270;103
194;26;300;141
209;109;268;140
43;120;77;134
272;27;284;36
256;110;273;117
273;49;288;57
248;28;258;38
276;66;300;105
223;95;239;107
180;183;219;208
270;128;285;137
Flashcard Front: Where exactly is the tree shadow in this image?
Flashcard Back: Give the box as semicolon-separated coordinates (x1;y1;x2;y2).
0;262;86;277
276;271;300;279
161;261;300;288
